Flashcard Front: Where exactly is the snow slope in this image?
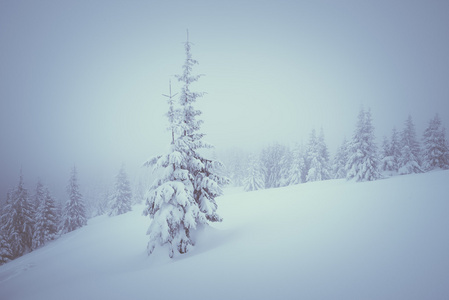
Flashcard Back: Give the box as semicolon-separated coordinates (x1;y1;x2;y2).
1;171;448;300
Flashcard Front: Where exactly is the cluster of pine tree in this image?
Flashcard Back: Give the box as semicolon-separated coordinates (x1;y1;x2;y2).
0;163;136;265
144;34;228;258
0;167;85;265
236;109;449;191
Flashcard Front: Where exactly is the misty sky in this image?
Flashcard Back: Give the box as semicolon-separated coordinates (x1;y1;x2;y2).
1;0;449;200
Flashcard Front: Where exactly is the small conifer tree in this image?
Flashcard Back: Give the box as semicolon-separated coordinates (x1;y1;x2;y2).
32;187;59;248
109;165;133;216
1;171;34;258
61;166;87;234
346;108;381;181
398;115;422;174
332;137;349;179
422;113;449;170
244;153;265;192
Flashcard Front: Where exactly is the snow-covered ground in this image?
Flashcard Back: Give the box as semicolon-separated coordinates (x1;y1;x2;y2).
1;171;448;300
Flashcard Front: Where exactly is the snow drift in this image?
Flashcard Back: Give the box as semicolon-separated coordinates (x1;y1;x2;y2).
0;170;448;300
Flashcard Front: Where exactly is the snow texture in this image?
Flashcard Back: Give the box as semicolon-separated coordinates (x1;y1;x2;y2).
0;170;448;300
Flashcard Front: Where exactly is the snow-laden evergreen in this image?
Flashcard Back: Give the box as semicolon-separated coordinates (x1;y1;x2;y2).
175;35;228;224
287;143;306;185
332;137;349;179
381;127;401;174
32;187;59;249
261;143;289;188
32;180;44;218
305;129;321;182
1;171;34;259
380;136;392;172
398;115;422;175
346;108;381;181
243;153;265;192
108;165;133;216
0;231;11;265
422;113;449;170
61;166;87;234
144;37;228;257
317;128;331;180
133;181;146;204
279;149;293;187
306;128;331;182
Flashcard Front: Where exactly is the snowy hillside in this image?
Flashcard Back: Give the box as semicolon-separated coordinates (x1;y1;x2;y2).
1;171;448;300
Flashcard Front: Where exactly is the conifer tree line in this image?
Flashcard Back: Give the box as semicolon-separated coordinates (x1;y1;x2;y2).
0;164;137;265
223;109;449;192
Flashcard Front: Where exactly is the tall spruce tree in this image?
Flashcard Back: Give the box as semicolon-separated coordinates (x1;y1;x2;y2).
288;143;306;185
305;128;330;182
422;113;449;170
380;136;393;172
398;115;422;174
0;231;12;265
381;128;401;174
390;128;401;172
306;129;321;182
32;187;59;249
261;143;289;188
244;153;265;192
175;33;228;223
332;137;349;179
1;171;34;258
317;128;331;180
346;108;381;181
0;196;12;264
109;165;133;216
61;166;87;234
145;36;228;258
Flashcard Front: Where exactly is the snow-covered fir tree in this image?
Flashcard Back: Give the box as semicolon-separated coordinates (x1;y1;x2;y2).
0;231;11;265
305;128;330;182
1;171;34;258
0;197;12;265
96;190;111;216
61;166;87;234
380;136;393;172
243;153;265;192
31;180;45;248
318;128;331;180
287;143;306;185
389;128;401;172
33;179;44;215
219;148;247;187
346;108;381;181
305;129;320;182
144;37;228;258
332;137;348;179
422;113;449;170
260;143;289;188
398;115;422;175
109;165;133;216
32;187;59;249
175;35;228;223
133;180;146;204
380;127;401;175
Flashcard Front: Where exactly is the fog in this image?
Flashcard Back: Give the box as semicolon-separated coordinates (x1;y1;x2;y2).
1;0;449;201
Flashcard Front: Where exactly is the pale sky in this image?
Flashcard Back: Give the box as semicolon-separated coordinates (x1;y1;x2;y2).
1;0;448;200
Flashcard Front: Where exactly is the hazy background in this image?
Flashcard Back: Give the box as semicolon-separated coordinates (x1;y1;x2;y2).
1;0;448;201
